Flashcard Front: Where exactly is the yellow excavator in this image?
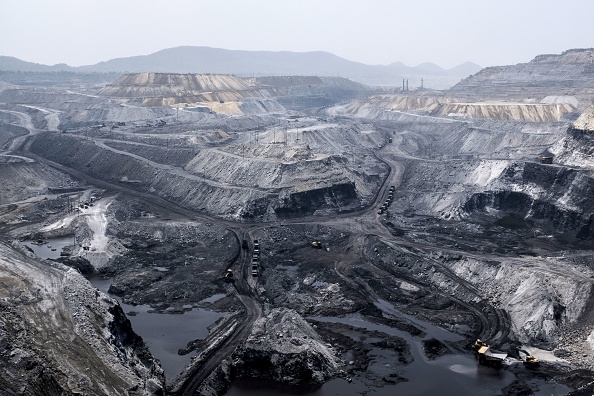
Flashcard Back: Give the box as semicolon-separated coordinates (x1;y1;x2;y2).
518;349;540;368
473;339;507;367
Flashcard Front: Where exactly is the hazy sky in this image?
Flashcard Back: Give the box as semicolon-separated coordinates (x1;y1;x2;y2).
2;0;593;69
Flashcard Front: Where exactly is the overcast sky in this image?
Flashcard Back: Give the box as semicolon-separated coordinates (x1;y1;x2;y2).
1;0;593;69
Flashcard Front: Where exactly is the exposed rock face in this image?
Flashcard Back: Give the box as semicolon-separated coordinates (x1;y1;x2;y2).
255;76;373;110
231;308;341;384
98;73;280;115
0;161;77;204
99;73;276;100
27;132;380;221
331;48;594;122
442;254;593;347
0;122;28;148
572;105;594;132
335;93;576;122
0;241;164;395
461;160;594;239
432;102;575;122
449;48;594;110
275;182;357;217
547;106;594;169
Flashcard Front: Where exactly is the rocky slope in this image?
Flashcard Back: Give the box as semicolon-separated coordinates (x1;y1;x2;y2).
232;308;341;384
571;105;594;132
449;48;594;110
27;123;387;221
0;159;79;205
254;76;373;110
97;73;282;115
334;93;577;122
335;49;594;122
0;241;164;395
195;308;342;395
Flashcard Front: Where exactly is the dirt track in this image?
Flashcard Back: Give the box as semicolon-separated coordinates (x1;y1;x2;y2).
2;70;594;395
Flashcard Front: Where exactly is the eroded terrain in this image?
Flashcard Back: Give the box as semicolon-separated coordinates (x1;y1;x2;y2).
2;49;594;395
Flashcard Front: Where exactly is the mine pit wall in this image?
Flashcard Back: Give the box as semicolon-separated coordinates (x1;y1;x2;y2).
0;160;74;204
431;103;575;122
61;268;165;393
342;94;577;122
360;236;502;336
461;161;594;239
0;243;165;395
184;150;372;193
239;98;286;114
443;255;593;348
552;127;594;168
454;161;594;344
104;141;198;167
27;133;364;220
97;73;282;114
363;235;593;348
0;122;28;148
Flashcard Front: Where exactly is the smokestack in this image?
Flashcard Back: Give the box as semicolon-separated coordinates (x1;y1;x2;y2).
406;79;409;91
403;79;405;91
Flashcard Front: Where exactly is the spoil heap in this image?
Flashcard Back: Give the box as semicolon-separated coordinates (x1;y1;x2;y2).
98;73;281;115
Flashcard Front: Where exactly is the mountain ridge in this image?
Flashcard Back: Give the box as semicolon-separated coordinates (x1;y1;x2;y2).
0;46;482;89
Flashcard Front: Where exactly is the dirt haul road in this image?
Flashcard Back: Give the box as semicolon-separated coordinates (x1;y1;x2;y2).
10;118;515;393
5;74;594;395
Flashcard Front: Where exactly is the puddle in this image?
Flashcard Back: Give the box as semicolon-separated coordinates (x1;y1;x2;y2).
199;293;226;304
23;236;74;260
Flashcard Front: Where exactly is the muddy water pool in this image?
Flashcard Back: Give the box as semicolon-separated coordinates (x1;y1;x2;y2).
226;301;570;395
89;277;226;380
22;236;73;259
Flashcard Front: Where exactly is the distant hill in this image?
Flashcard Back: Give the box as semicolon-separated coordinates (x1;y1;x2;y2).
0;56;74;72
0;47;482;90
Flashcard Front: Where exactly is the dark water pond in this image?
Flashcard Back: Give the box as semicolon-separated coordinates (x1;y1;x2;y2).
89;277;226;380
23;236;73;259
226;301;570;395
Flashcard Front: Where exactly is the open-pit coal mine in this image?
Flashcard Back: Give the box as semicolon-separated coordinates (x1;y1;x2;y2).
2;49;594;395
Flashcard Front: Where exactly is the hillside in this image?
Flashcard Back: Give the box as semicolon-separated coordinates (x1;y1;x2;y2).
449;48;594;110
0;56;73;72
97;72;282;114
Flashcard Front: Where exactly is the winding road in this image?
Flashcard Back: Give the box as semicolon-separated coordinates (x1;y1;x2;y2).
3;107;519;393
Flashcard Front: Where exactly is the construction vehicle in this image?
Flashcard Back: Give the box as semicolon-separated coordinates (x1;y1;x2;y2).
538;155;553;164
518;349;540;368
311;241;323;249
223;269;234;282
473;339;507;367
